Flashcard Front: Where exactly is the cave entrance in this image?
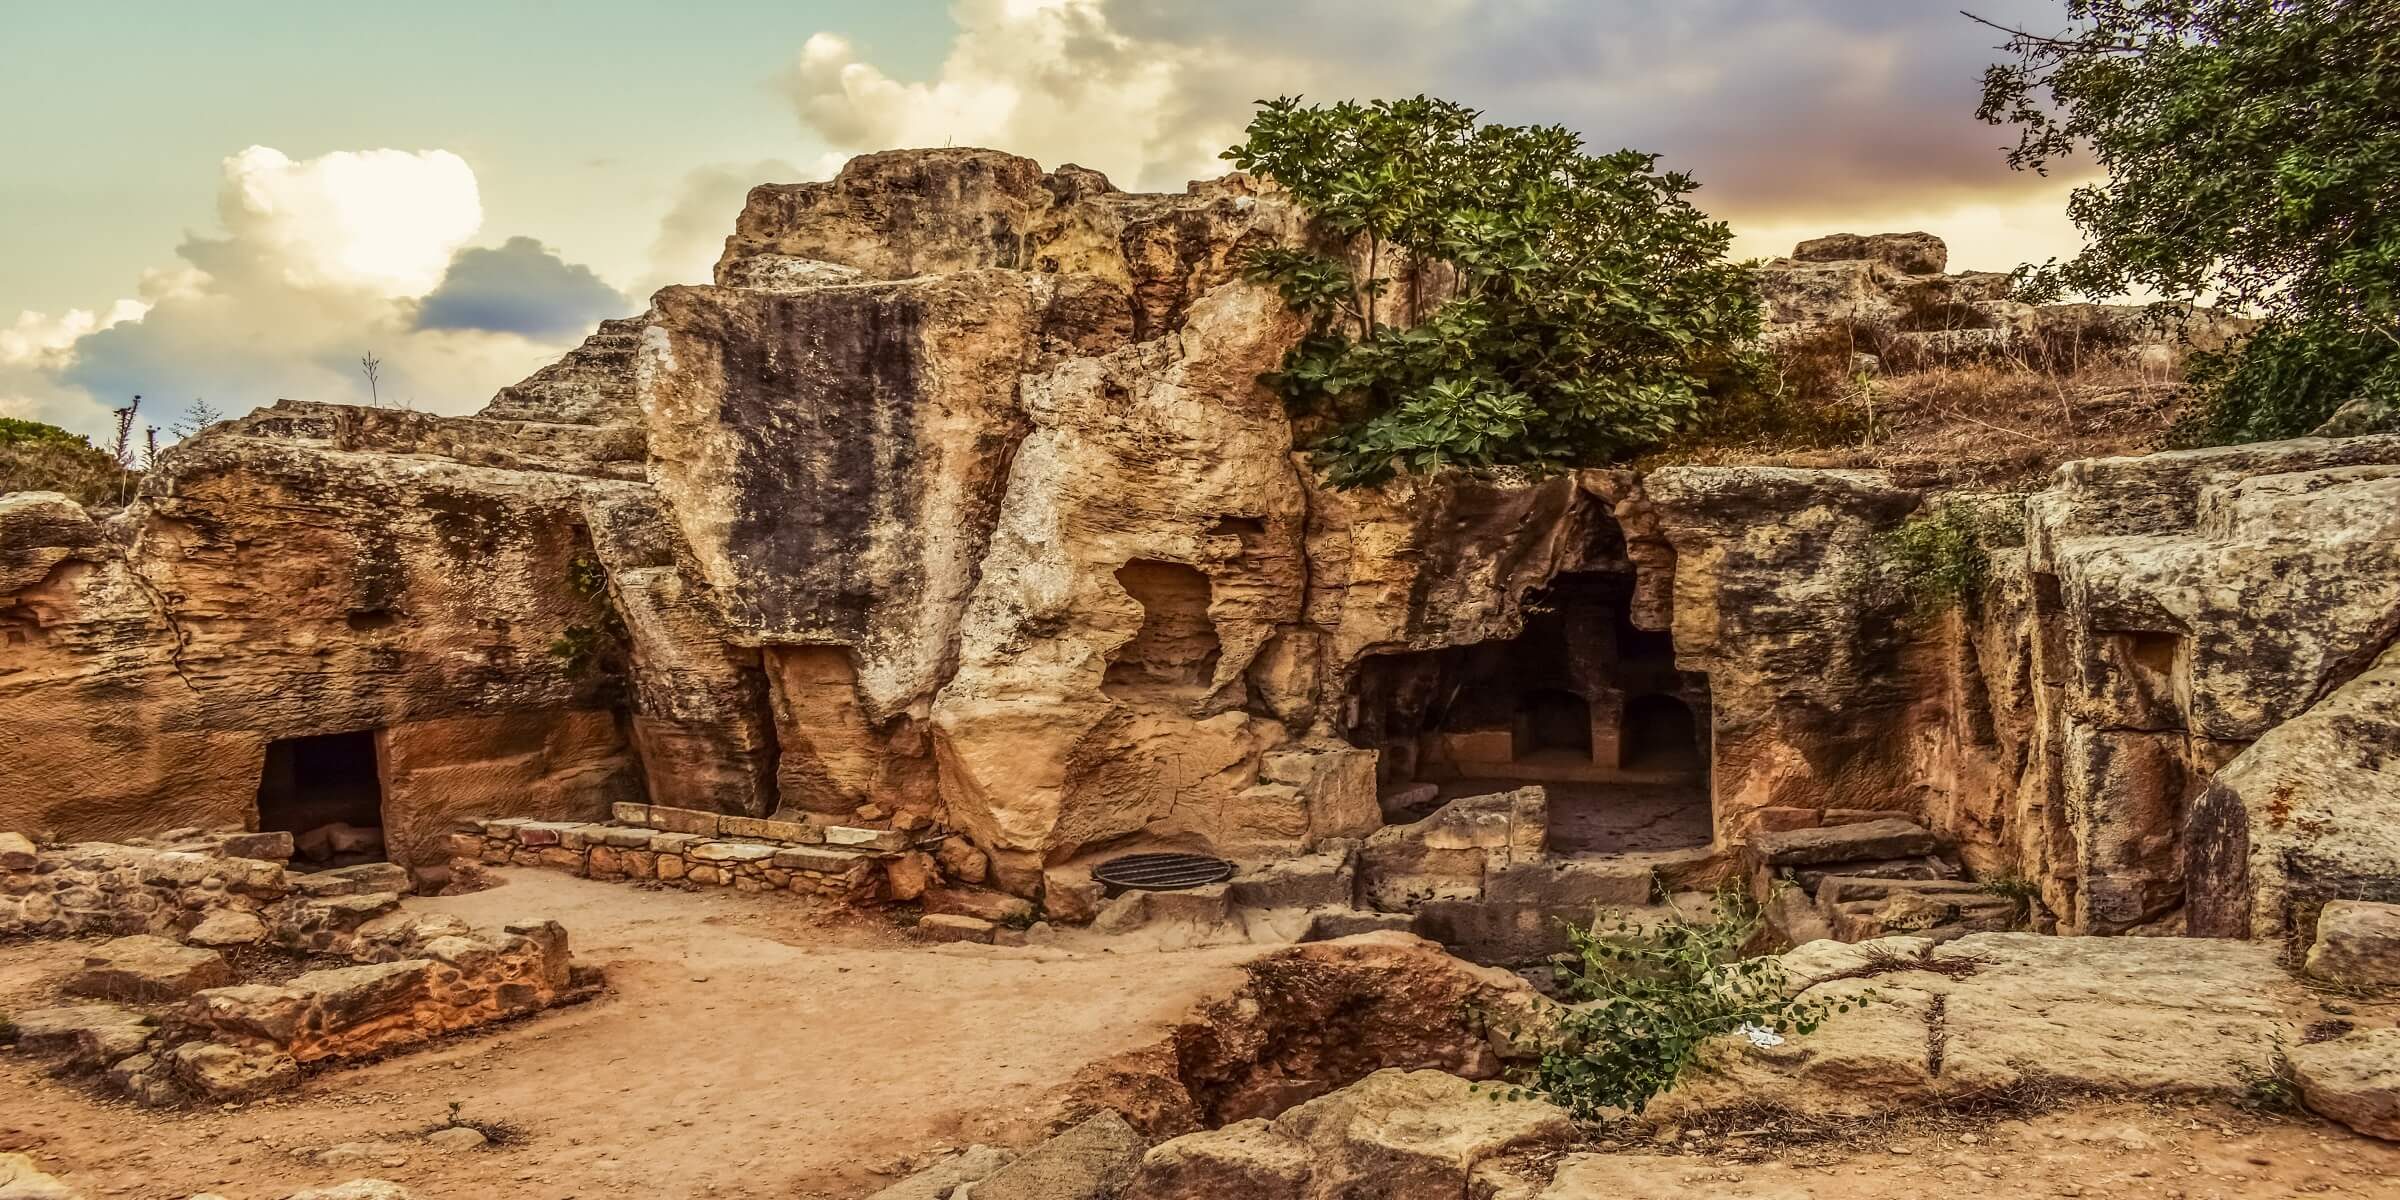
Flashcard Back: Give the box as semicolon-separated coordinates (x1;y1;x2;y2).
1104;560;1220;702
256;730;387;868
1341;511;1713;856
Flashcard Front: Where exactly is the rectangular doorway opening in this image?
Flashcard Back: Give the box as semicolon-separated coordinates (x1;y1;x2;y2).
257;729;387;868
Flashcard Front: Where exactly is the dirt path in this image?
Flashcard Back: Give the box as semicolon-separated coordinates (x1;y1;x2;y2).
5;872;2397;1199
0;870;1261;1199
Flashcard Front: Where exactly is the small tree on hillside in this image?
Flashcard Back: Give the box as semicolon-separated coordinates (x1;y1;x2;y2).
1974;2;2400;443
1225;96;1761;487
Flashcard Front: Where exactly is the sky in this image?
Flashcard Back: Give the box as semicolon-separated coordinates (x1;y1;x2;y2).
0;0;2096;441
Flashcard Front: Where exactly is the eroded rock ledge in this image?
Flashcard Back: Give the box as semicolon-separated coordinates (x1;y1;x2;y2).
2;148;2395;946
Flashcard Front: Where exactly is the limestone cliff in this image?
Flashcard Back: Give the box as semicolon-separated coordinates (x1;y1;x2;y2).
2;149;2394;937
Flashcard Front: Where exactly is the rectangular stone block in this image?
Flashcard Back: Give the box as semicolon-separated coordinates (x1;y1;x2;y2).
1749;818;1940;867
720;816;822;844
824;826;908;851
599;827;653;849
647;832;707;855
610;803;652;825
644;806;722;836
772;846;869;873
917;914;996;944
689;842;777;865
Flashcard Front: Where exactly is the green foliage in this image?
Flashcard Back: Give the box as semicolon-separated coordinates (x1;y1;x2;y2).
1501;892;1856;1118
2236;1048;2303;1115
547;549;628;683
1977;2;2400;443
1225;96;1761;487
0;417;136;508
1859;502;1998;619
1975;874;2044;930
1666;324;1880;454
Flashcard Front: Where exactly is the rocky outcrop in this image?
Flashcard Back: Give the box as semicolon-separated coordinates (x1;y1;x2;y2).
3;149;2393;938
1649;932;2298;1121
1124;1069;1574;1200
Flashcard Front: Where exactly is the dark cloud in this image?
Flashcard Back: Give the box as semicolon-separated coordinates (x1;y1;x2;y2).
413;236;629;338
1108;0;2086;222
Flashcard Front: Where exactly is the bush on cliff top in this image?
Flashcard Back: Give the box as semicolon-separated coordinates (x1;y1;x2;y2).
1978;1;2400;444
0;417;135;508
1226;96;1761;487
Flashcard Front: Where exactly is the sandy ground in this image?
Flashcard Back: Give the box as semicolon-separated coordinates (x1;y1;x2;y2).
5;870;2397;1200
0;870;1261;1199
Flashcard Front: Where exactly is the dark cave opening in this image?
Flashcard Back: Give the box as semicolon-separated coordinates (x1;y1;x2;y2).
1343;541;1713;855
256;729;387;868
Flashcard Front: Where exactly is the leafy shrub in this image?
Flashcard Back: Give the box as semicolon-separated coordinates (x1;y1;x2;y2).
1225;96;1761;487
1978;2;2400;445
1857;502;1999;618
0;417;136;508
1499;892;1858;1118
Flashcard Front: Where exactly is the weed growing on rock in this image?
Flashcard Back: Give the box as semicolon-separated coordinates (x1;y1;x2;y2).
1975;874;2043;929
1855;501;2003;618
1494;892;1862;1118
2234;1049;2303;1116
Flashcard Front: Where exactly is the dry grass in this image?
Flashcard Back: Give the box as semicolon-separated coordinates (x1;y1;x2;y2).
1659;315;2185;490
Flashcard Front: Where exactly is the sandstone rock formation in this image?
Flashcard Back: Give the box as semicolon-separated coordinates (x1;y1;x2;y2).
3;150;2395;942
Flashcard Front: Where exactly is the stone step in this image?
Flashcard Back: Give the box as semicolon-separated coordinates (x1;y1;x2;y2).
462;818;891;898
605;803;916;851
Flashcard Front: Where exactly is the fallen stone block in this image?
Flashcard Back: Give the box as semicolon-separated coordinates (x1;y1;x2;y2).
2304;900;2400;989
1041;865;1104;924
925;886;1036;924
918;914;996;944
1127;1069;1571;1200
1303;909;1420;941
2292;1027;2400;1141
0;832;36;872
10;1003;156;1067
294;862;414;898
166;1040;300;1102
66;935;236;1002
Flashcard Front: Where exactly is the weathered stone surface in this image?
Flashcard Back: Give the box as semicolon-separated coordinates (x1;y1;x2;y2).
11;1004;154;1060
1751;818;1941;867
2292;1028;2400;1141
1652;932;2295;1121
0;832;37;871
281;1183;414;1200
863;1146;1015;1200
916;913;996;944
2305;900;2400;989
1127;1069;1572;1200
166;1040;301;1102
969;1112;1144;1200
1791;231;1949;275
2187;638;2400;940
0;1153;82;1200
66;935;235;1001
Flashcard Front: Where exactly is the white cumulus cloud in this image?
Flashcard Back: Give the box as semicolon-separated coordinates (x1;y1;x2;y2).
2;146;615;442
780;0;1238;188
216;145;483;296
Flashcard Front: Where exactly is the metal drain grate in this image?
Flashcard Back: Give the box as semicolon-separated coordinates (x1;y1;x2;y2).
1092;851;1235;894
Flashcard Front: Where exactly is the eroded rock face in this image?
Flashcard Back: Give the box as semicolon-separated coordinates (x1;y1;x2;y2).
2;148;2392;936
